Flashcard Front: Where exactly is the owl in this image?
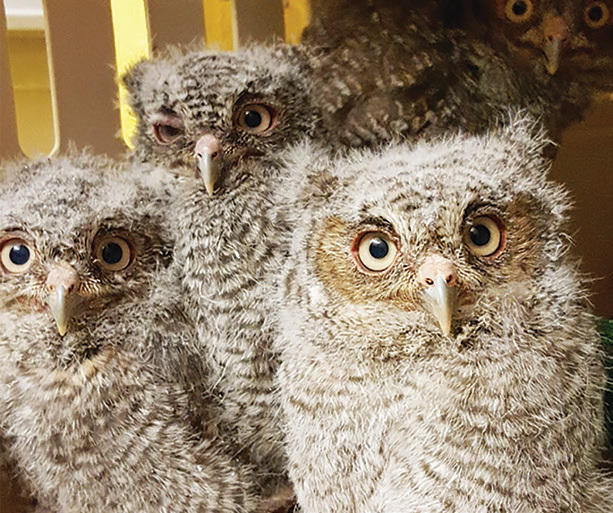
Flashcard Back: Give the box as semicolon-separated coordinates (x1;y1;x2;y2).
469;0;613;78
301;0;613;148
123;44;318;195
274;118;612;512
0;154;257;512
122;45;319;503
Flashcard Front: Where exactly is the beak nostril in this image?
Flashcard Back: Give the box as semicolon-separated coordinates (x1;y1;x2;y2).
446;274;454;285
425;277;434;286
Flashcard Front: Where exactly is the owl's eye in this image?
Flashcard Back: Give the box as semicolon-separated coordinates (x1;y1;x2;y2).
464;216;506;258
236;103;277;134
152;113;184;144
1;238;34;274
94;237;134;271
505;0;534;23
153;122;184;144
353;232;399;273
584;2;610;29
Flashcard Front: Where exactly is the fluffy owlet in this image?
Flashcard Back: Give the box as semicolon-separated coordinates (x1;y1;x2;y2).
0;154;257;512
123;45;319;501
302;0;613;147
275;119;612;512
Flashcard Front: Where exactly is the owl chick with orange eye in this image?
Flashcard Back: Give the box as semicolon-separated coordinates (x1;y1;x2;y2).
0;155;257;513
122;45;321;504
302;0;612;147
474;0;612;78
275;118;612;512
466;0;613;132
123;44;318;196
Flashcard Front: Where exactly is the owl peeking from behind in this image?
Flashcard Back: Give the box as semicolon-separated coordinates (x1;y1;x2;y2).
301;0;612;147
472;0;613;81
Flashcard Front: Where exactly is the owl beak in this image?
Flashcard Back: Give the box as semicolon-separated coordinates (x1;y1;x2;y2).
542;16;568;75
45;264;83;336
543;38;563;75
418;256;458;336
195;134;222;196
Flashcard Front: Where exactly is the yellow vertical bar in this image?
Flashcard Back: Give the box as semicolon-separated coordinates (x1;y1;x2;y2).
203;0;233;50
283;0;311;44
110;0;149;147
0;7;24;159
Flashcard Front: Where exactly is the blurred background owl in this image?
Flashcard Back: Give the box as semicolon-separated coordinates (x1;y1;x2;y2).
303;0;613;147
0;154;256;512
275;118;612;512
123;45;320;503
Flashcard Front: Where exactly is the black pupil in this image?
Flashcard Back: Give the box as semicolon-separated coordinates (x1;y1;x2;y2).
512;1;528;16
102;242;124;265
369;238;389;259
244;110;263;128
9;244;30;266
588;6;603;21
469;225;491;247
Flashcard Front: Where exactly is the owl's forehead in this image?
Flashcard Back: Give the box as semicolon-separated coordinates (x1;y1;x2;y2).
0;160;155;245
330;150;525;244
181;52;258;80
348;156;509;213
173;54;297;108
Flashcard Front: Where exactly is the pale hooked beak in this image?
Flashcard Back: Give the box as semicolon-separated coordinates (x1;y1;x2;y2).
542;16;568;75
45;264;83;336
194;134;222;196
543;38;563;75
417;255;458;336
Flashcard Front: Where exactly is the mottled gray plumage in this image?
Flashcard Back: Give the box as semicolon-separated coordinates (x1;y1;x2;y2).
0;154;256;512
123;45;319;502
302;0;613;148
275;119;612;512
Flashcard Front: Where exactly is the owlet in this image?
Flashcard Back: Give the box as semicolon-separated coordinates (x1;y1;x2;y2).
123;44;319;500
275;118;612;512
0;154;256;512
302;0;613;147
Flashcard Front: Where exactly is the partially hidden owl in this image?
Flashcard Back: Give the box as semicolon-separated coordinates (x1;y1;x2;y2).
0;154;257;512
274;118;612;512
122;44;320;501
301;0;613;148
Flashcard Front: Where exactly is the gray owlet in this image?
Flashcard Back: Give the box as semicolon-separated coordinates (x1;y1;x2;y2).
0;154;256;513
122;44;319;500
302;0;613;147
275;119;613;512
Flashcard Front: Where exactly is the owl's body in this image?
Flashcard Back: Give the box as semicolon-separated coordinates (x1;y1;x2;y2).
302;0;613;148
124;45;318;498
276;121;612;512
0;155;255;512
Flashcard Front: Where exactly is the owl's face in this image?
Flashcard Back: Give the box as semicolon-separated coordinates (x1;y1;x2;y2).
124;46;318;196
286;125;566;357
479;0;613;80
0;157;172;366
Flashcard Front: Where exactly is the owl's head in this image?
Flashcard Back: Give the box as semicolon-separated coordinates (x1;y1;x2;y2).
475;0;613;82
281;117;577;357
123;44;318;196
0;154;173;364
